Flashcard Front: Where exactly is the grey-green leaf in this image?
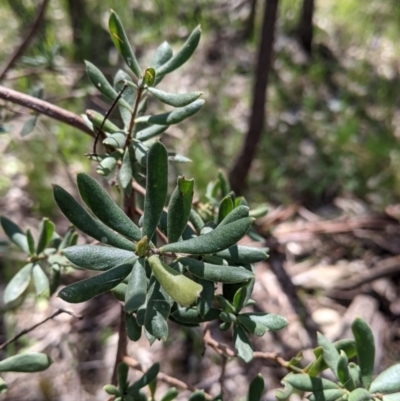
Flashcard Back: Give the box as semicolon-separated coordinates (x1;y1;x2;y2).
167;177;194;243
179;257;254;284
77;173;141;241
383;394;400;401
53;185;134;251
238;313;288;336
308;390;347;401
37;218;55;254
0;353;52;372
284;373;339;391
151;41;173;69
125;258;147;312
20;115;38;137
348;388;372;401
58;261;133;303
136;124;168;141
125;312;142;342
233;324;253;362
317;332;340;378
135;99;204;125
26;228;35;255
219;205;249;226
160;217;254;255
0;216;29;253
216;246;268;264
63;245;136;271
171;307;220;325
337;350;355;391
148;87;202;108
32;264;49;297
86;109;121;133
103;132;126;148
109;10;141;78
142;142;168;240
370;363;400;394
4;263;33;303
119;148;134;196
217;195;234;224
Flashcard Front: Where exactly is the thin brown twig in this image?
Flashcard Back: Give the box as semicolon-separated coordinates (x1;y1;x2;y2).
0;0;50;81
0;308;82;350
0;85;94;137
122;356;213;400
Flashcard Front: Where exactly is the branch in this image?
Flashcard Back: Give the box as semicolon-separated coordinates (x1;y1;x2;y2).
123;356;213;400
0;0;50;81
0;308;82;350
0;85;95;137
110;306;128;385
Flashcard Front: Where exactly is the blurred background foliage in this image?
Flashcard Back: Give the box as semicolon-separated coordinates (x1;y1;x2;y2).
1;0;400;217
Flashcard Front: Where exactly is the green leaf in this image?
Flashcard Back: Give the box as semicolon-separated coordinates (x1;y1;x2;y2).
135;99;204;125
131;139;148;166
171;307;220;325
160;217;254;255
238;313;287;336
275;381;294;401
20;115;38;137
85;61;131;110
189;209;205;233
103;132;126;148
77;173;141;241
26;228;35;255
216;245;268;264
284;373;339;391
179;257;254;283
217;195;234;224
86;109;121;133
4;263;33;303
247;374;264;401
348;362;362;388
109;10;141;78
0;353;52;372
337;350;355;391
37;218;55;254
383;394;400;401
136;124;168;141
216;295;236;314
156;25;201;79
32;264;49;297
167;177;194;243
351;317;375;389
125;258;147;312
144;67;156;87
53;184;134;251
148;255;202;307
218;171;230;197
220;312;236;323
148;87;202;107
0;216;29;253
125;313;142;341
96;154;119;176
49;264;61;296
232;282;254;312
58;261;133;303
104;384;121;396
317;332;340;377
233;324;253;362
370;363;400;393
151;41;173;69
142;142;168;240
144;277;171;340
188;391;207;401
63;245;136;271
219;205;249;226
128;363;160;393
348;388;372;401
308;390;347;401
160;387;179;401
197;278;214;317
0;377;7;394
117;362;129;393
111;283;127;302
119;148;134;196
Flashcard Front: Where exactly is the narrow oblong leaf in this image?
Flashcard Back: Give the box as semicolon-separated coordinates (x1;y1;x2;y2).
232;281;254;312
351;317;375;389
160;387;179;401
4;263;33;303
125;258;147;312
233;324;253;362
111;283;127;302
197;277;214;317
308;390;347;401
148;87;202;107
179;257;254;283
37;218;55;254
20;115;38;137
77;173;141;241
86;109;121;133
53;185;134;251
247;374;265;401
238;313;287;336
136;124;168;141
219;205;249;226
317;332;340;377
151;41;173;69
284;373;339;391
216;245;268;264
119;148;133;196
217;195;234;224
135;99;204;125
383;394;400;401
142;142;168;240
85;61;131;110
109;10;141;77
63;245;136;271
337;350;355;391
148;255;202;307
26;228;35;255
156;25;201;78
103;132;126;148
188;392;207;401
348;388;372;401
58;261;133;303
171;307;220;325
0;377;7;394
370;363;400;394
167;177;194;243
0;353;52;372
189;209;204;233
32;264;49;297
276;381;294;401
125;313;142;341
160;217;254;255
0;216;29;253
128;363;160;393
